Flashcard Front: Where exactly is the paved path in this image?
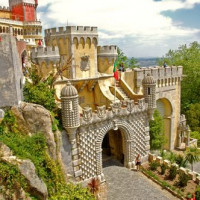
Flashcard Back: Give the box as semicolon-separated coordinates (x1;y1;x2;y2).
103;158;179;200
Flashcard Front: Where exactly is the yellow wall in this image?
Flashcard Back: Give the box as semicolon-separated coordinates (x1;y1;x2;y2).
73;38;96;79
98;58;114;74
0;11;11;19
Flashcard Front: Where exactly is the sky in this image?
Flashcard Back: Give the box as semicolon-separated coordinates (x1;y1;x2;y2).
1;0;200;57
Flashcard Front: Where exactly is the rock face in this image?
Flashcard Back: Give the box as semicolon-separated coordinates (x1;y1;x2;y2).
12;102;57;160
0;143;48;200
19;160;48;200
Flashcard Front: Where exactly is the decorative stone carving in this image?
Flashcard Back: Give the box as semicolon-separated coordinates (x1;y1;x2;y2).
83;107;93;122
80;55;90;71
111;102;121;115
127;100;134;113
97;105;106;119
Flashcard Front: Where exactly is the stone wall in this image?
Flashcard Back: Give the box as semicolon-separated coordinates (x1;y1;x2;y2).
0;33;23;108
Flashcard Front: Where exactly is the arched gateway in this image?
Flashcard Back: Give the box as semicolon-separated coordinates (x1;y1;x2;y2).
61;76;156;182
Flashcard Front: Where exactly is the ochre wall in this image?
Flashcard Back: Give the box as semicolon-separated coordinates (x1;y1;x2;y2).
0;10;11;19
73;38;96;79
98;58;114;74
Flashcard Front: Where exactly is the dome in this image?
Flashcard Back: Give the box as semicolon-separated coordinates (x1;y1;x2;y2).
61;81;78;97
142;73;156;84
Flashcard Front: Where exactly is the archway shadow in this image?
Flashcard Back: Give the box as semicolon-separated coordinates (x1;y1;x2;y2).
102;154;123;168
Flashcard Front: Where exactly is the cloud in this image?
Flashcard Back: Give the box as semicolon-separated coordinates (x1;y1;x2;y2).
1;0;200;57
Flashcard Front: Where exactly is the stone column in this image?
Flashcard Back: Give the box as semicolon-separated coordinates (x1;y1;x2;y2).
187;126;191;146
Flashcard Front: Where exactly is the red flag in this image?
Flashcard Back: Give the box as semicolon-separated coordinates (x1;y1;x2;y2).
38;39;41;46
113;61;118;80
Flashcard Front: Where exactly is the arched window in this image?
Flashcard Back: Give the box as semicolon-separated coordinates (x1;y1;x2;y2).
148;88;151;95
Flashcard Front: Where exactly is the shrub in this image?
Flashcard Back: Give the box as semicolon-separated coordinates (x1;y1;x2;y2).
167;152;176;164
149;161;159;171
178;172;190;187
196;186;200;200
175;154;187;168
160;163;168;175
168;165;177;180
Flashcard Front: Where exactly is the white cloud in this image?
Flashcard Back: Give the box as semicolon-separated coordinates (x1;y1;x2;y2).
1;0;200;57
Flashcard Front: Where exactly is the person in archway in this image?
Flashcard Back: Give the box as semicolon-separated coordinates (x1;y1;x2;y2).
135;154;141;171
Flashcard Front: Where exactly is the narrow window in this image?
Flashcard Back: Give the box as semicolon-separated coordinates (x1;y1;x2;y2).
148;88;151;95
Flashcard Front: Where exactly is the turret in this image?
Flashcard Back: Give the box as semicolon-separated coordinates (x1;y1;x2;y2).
97;45;118;74
9;0;37;22
142;74;156;120
61;81;80;143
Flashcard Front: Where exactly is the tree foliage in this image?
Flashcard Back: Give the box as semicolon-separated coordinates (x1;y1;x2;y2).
158;42;200;113
185;103;200;132
185;146;200;171
149;110;165;150
23;66;56;112
116;48;139;69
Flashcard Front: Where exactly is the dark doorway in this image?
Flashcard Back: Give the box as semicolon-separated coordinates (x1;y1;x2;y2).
102;129;124;167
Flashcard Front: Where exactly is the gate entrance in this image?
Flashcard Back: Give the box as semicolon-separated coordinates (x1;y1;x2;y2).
102;129;124;167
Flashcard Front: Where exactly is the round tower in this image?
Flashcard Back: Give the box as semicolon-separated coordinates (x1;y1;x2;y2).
97;45;118;74
142;74;156;120
61;81;80;142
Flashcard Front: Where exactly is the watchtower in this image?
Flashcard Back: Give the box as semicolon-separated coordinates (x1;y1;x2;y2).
9;0;38;22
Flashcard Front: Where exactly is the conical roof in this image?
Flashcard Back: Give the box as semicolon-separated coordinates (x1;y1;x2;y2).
142;73;156;84
61;81;78;97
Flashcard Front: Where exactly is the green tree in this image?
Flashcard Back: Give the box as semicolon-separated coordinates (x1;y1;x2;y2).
185;146;200;171
128;57;139;69
158;42;200;113
185;103;200;132
116;47;138;69
23;66;56;112
190;131;200;147
149;110;165;150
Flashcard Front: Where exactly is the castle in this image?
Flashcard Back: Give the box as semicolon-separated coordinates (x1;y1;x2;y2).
0;0;196;184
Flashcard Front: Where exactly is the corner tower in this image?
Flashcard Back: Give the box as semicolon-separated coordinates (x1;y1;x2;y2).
142;74;156;120
9;0;38;22
97;45;118;74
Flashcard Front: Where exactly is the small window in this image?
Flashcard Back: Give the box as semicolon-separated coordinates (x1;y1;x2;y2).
148;88;151;95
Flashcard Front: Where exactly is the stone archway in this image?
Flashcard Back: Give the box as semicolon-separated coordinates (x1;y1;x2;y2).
156;98;173;150
95;120;134;178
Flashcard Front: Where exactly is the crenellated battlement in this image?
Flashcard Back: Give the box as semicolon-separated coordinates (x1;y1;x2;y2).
45;26;98;36
134;66;183;88
97;45;118;58
0;6;10;11
31;46;60;65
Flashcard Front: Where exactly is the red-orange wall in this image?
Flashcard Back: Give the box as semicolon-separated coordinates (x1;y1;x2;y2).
11;4;24;21
24;5;36;21
11;4;36;22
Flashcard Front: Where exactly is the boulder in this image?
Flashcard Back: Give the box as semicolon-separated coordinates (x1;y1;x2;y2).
12;102;57;160
0;143;48;200
19;160;48;200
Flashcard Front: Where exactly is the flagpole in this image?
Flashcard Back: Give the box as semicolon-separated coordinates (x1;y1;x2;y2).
114;79;116;103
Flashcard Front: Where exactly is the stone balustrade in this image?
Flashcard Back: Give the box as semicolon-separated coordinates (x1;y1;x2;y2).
149;153;200;183
80;99;148;125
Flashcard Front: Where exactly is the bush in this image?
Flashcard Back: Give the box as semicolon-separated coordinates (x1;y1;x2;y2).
196;186;200;200
175;154;187;168
178;172;190;187
167;152;176;164
160;163;168;175
149;161;159;171
168;165;177;180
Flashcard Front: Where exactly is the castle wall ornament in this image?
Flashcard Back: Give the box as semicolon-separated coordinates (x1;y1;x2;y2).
83;107;92;122
97;105;106;119
80;55;90;71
